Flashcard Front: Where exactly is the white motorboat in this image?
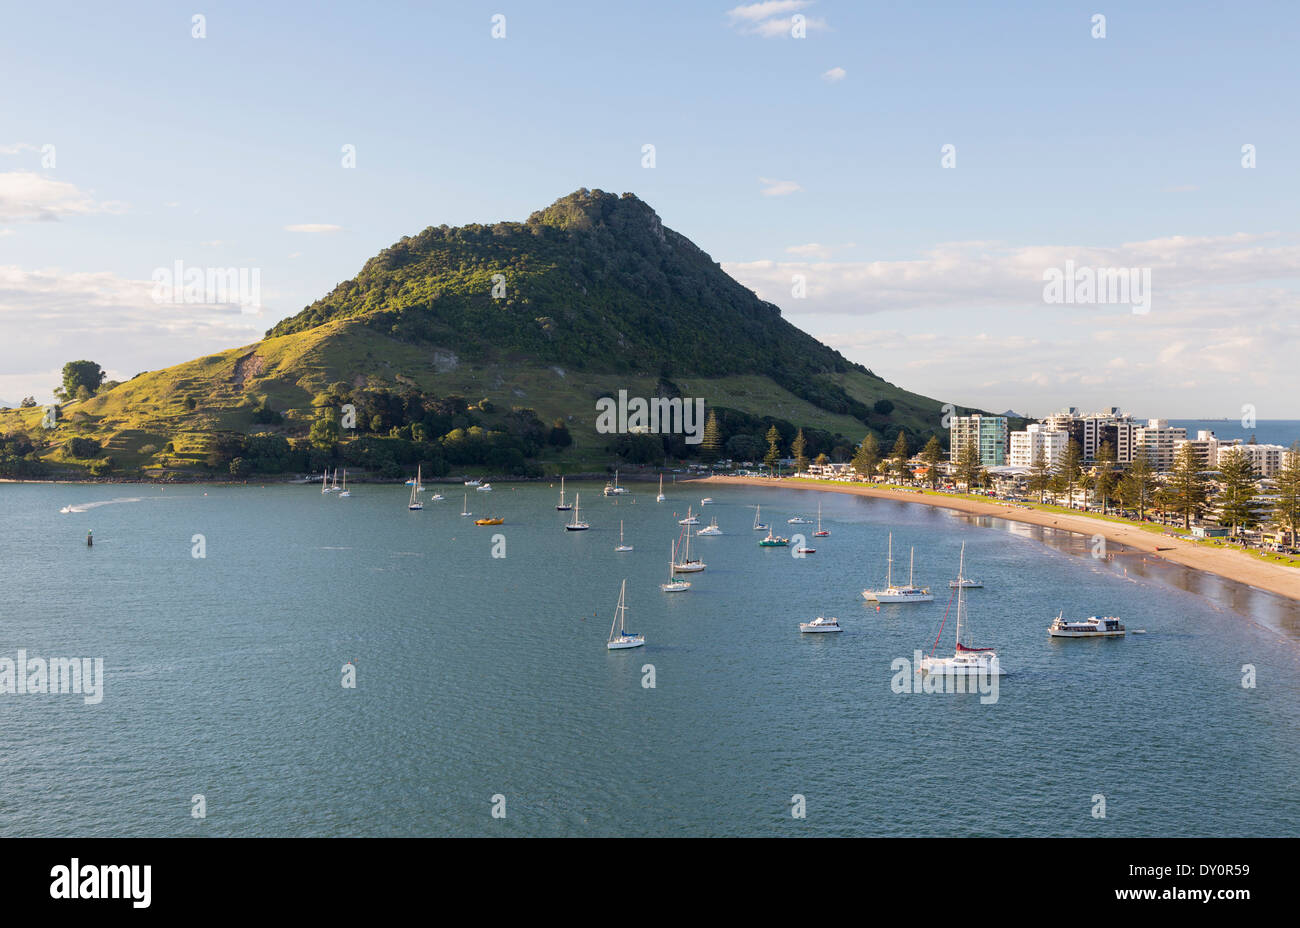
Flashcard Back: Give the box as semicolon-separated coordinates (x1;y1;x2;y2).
1048;613;1125;638
949;578;983;588
477;483;492;492
696;517;722;536
799;616;842;634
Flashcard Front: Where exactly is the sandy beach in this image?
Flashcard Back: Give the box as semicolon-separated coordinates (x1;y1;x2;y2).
702;475;1300;602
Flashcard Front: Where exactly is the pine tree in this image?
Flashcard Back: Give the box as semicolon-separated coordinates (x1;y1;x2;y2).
890;431;911;483
921;435;944;488
1215;446;1262;536
1057;439;1083;508
1029;448;1051;504
791;428;809;473
700;410;723;464
763;425;782;471
1118;450;1156;521
1166;442;1208;530
955;440;982;492
851;433;880;479
1273;442;1300;547
1093;441;1118;515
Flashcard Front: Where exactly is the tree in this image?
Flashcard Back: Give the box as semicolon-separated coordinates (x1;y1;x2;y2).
1029;449;1051;503
814;452;829;467
309;409;341;450
700;410;723;464
1056;439;1083;507
873;399;894;416
1215;447;1263;536
921;436;944;488
19;396;36;408
851;433;880;478
547;419;572;448
65;437;102;458
1093;441;1118;515
1273;443;1300;547
763;425;782;471
57;361;105;401
1165;442;1209;530
791;428;809;472
1118;450;1157;520
955;440;981;492
890;431;911;483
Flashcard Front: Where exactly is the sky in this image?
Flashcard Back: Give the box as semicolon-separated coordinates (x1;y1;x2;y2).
2;0;1298;417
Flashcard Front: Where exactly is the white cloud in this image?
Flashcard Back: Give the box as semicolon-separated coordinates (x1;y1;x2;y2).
821;66;846;82
284;223;342;233
727;1;826;37
0;143;38;155
0;172;127;222
759;177;802;197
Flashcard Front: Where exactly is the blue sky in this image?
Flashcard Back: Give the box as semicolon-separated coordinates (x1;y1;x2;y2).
2;0;1298;416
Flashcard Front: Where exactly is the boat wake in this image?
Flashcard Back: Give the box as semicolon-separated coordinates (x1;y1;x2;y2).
59;497;145;513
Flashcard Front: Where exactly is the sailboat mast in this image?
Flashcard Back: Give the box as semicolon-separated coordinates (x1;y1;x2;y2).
886;533;893;587
955;543;966;650
909;548;915;587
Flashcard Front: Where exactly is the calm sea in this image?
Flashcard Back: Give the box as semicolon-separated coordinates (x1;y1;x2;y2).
1;480;1297;837
1168;419;1300;447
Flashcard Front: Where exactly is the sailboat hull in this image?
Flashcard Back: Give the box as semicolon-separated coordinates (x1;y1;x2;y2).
862;589;932;602
607;637;645;650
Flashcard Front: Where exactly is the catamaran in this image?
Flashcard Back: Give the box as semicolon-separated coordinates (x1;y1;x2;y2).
813;502;829;537
615;520;633;552
921;543;1004;677
460;493;471;517
799;616;842;634
697;516;722;536
603;470;629;496
407;466;423;510
1048;613;1125;638
673;518;705;571
661;541;691;592
566;493;590;531
862;534;932;602
556;476;572;511
752;506;768;531
338;469;350;498
656;474;666;502
606;580;644;650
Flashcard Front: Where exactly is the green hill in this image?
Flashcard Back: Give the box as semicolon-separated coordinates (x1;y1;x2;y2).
0;188;982;480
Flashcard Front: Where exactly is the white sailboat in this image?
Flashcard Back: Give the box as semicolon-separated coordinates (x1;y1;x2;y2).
615;520;633;552
697;516;722;536
319;467;330;494
603;470;628;496
556;476;572;511
407;466;423;510
606;579;644;650
673;517;705;572
921;543;1004;676
339;468;350;497
862;533;932;603
656;474;666;502
661;541;691;592
678;505;699;525
813;501;829;537
752;505;768;531
460;493;471;517
566;493;590;531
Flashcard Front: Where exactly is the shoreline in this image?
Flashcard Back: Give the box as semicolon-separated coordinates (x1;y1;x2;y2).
702;475;1300;603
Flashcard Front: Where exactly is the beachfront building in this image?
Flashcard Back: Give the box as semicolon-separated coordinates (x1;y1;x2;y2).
1219;442;1293;479
1176;431;1226;470
1134;419;1188;471
1009;423;1069;468
1041;407;1136;462
950;415;1008;467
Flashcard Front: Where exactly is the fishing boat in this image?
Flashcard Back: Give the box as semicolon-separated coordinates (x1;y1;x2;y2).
758;530;789;547
673;518;705;571
460;493;471;517
474;517;504;526
556;476;572;511
407;466;424;510
949;578;983;588
615;520;633;552
606;580;644;650
656;474;666;502
1048;613;1125;638
603;470;629;496
565;493;590;531
661;541;691;592
696;516;723;536
799;616;842;634
813;502;829;537
862;534;932;602
920;543;1004;676
752;506;768;532
338;468;350;497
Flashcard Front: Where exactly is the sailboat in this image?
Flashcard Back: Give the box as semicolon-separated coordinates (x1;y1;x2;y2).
556;476;572;511
696;516;722;536
813;501;829;537
921;543;1004;676
460;493;471;517
603;470;628;496
606;580;644;650
661;541;691;592
407;466;423;510
615;520;633;552
656;474;666;502
752;505;768;531
678;505;699;525
320;467;330;494
338;468;350;497
565;493;590;531
862;533;932;603
673;518;705;571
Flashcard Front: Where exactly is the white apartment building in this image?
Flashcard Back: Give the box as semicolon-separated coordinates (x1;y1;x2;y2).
1175;430;1224;470
1042;407;1136;462
1009;423;1069;468
950;415;1008;466
1134;419;1188;471
1216;442;1294;479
